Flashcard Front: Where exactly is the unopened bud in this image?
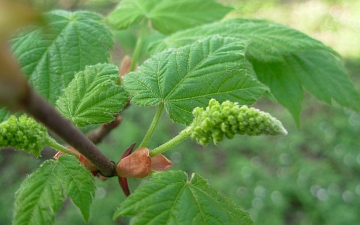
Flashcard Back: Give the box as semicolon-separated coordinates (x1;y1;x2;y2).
116;147;152;178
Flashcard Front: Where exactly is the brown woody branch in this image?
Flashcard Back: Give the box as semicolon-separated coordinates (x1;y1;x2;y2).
23;88;116;177
0;42;116;177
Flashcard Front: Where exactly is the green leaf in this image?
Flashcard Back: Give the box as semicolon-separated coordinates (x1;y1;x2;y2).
13;160;64;225
13;155;95;225
56;63;128;127
11;10;114;104
251;59;304;126
107;0;232;34
150;18;360;122
252;50;360;125
290;50;360;112
123;35;267;125
150;18;336;61
114;170;253;225
56;155;96;222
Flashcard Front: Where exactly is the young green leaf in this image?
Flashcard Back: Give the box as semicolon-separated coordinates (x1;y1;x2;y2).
13;155;96;225
10;10;114;104
56;155;96;222
150;18;337;61
150;18;360;123
291;50;360;112
113;170;254;225
13;160;64;225
123;35;267;125
107;0;232;34
251;59;304;126
56;63;128;127
252;50;360;125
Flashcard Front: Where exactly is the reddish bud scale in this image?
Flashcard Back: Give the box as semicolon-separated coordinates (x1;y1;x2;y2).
116;144;173;197
151;154;173;171
116;147;152;178
54;146;100;175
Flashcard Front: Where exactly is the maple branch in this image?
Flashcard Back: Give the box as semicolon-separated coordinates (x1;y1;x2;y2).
0;42;116;177
22;88;116;177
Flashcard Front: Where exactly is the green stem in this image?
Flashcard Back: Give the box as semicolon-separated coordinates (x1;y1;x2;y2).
150;128;191;157
139;102;164;147
46;138;78;157
130;23;147;72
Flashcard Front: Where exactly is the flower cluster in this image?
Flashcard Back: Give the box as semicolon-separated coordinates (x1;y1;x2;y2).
189;99;287;145
0;115;49;156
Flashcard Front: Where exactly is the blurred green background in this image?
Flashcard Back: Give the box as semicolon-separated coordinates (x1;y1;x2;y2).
1;0;360;224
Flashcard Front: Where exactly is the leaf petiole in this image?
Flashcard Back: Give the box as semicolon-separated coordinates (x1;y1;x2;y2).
139;102;164;148
130;22;148;72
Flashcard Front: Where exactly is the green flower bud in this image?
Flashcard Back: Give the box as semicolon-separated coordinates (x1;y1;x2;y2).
189;99;287;145
0;115;49;156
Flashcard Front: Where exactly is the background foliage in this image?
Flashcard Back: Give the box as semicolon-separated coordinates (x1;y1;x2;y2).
1;0;359;225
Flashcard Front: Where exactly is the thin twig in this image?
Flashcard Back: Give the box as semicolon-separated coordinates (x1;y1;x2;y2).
87;115;122;144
